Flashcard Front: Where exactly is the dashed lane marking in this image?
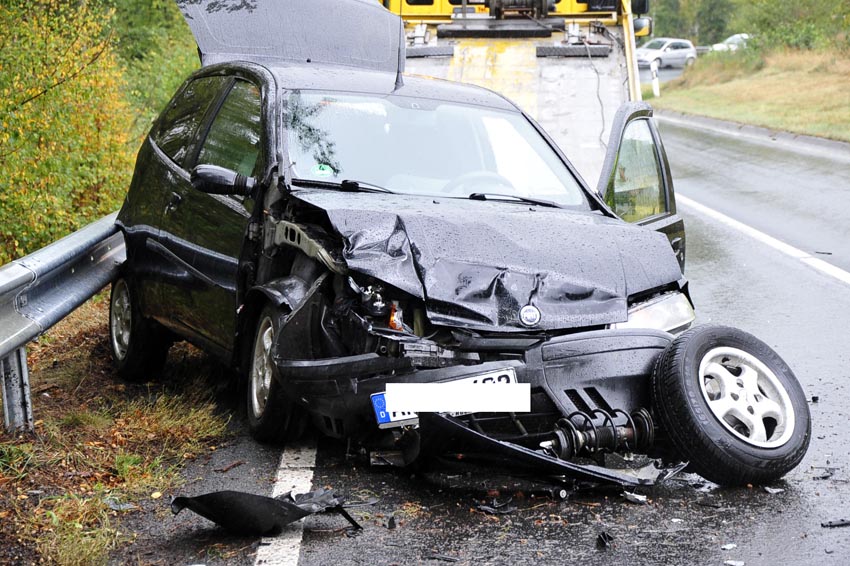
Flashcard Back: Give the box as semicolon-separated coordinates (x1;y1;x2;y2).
253;440;317;566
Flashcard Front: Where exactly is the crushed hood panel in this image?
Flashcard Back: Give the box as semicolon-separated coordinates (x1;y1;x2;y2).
294;190;684;332
177;0;405;72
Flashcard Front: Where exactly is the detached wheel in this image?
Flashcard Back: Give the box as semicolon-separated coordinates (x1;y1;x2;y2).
652;325;810;486
109;277;170;381
246;305;306;443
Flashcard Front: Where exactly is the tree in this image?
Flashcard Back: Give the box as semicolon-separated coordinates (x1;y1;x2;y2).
0;0;134;263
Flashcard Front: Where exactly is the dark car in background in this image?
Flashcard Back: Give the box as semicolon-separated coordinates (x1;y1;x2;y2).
108;0;809;488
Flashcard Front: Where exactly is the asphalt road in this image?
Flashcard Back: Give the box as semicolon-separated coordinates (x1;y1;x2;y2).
638;66;684;84
114;119;850;566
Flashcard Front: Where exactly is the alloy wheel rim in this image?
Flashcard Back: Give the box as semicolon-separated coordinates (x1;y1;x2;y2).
110;280;132;361
698;347;795;449
250;316;274;419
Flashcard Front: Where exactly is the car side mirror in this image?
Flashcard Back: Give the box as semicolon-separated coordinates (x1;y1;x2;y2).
633;17;652;37
191;164;256;196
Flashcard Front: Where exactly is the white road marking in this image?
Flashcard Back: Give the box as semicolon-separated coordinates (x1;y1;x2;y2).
254;440;317;566
677;194;850;286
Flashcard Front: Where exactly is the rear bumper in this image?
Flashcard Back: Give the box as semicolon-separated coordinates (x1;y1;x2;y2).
274;328;673;438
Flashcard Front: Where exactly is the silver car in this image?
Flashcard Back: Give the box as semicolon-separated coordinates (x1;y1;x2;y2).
636;37;697;68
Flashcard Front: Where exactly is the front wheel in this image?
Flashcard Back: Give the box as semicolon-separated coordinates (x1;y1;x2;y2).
246;305;306;443
652;325;810;486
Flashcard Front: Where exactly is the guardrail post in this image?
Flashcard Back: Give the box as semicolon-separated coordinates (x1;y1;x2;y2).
1;346;33;432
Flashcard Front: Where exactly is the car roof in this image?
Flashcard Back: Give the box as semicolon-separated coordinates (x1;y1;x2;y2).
259;62;519;112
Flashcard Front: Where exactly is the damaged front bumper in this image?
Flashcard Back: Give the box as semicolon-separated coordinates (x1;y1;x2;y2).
274;327;684;486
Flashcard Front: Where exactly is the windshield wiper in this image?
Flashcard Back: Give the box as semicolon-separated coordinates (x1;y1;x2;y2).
291;178;394;194
467;192;563;209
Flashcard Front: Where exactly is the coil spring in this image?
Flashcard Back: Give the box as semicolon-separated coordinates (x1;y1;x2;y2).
545;407;654;460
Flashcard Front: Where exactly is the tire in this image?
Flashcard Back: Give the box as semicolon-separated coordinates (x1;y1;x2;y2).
109;277;171;381
685;56;696;67
246;305;306;443
653;57;663;69
652;325;810;486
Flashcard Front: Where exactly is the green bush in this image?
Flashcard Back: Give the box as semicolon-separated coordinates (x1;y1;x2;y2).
733;0;850;51
0;1;134;264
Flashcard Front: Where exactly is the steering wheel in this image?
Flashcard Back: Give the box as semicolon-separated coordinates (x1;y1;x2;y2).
441;171;515;194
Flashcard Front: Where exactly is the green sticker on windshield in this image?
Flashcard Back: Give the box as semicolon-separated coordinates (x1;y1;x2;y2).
311;163;334;177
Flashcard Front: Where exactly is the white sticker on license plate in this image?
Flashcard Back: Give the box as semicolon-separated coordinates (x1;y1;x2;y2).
371;368;522;429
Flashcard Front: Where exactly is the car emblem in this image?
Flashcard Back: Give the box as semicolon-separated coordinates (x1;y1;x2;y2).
519;305;541;327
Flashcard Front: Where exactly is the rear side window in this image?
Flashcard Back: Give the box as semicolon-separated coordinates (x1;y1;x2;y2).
196;80;263;177
153;76;227;167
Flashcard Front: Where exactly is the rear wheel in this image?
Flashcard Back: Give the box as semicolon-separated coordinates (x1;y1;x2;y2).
109;277;171;381
246;305;306;443
685;56;696;67
652;325;810;486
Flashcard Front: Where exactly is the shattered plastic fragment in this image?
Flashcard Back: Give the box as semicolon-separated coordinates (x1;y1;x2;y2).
171;488;361;535
476;497;517;515
622;491;648;505
105;497;137;512
821;519;850;528
596;531;614;550
721;543;738;550
763;486;784;495
723;561;745;566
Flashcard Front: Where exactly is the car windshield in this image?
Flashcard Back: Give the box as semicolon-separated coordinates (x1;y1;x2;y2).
283;91;589;208
642;39;667;50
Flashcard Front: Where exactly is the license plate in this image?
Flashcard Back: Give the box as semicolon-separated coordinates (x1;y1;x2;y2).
370;367;518;429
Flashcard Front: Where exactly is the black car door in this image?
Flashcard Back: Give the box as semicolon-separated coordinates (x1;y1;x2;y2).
597;102;686;270
157;77;264;356
137;75;230;324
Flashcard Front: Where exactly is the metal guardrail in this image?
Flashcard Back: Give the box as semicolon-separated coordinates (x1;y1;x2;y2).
0;213;125;432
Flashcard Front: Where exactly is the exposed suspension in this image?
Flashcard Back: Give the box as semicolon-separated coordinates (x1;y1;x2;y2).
540;408;655;460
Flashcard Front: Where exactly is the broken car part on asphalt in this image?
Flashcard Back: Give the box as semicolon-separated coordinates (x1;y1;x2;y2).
171;488;361;535
107;0;810;493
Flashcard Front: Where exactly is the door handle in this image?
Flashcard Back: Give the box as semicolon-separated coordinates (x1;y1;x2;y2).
165;192;182;213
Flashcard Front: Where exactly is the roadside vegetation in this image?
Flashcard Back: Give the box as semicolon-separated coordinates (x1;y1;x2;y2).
646;0;850;141
0;2;217;563
646;49;850;142
0;296;230;565
0;0;196;264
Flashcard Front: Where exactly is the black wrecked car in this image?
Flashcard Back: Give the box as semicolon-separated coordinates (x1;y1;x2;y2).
109;0;809;487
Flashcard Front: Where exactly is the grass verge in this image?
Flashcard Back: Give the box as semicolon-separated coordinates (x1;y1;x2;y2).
644;49;850;142
0;293;231;565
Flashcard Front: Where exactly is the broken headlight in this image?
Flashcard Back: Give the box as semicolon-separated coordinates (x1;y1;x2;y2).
611;292;695;334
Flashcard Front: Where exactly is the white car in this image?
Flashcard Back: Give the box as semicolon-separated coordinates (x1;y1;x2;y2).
636;37;697;69
712;33;750;52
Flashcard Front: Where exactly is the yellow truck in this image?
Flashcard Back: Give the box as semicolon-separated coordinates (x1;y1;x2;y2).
385;0;652;185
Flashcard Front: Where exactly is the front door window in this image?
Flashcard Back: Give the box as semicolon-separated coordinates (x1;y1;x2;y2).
604;119;667;223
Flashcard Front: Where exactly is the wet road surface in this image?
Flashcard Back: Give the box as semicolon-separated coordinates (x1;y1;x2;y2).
638;67;684;84
117;120;850;565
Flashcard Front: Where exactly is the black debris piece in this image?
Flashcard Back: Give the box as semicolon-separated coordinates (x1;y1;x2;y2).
596;531;614;550
424;554;461;563
821;519;850;528
475;497;517;515
171;488;361;535
386;515;397;530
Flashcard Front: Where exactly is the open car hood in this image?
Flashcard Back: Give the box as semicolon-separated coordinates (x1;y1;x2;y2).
295;191;684;332
177;0;405;72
